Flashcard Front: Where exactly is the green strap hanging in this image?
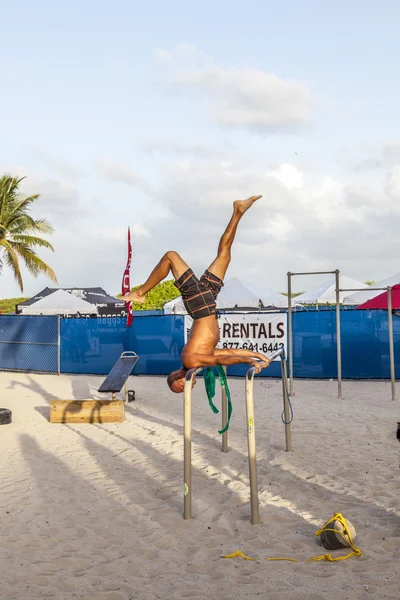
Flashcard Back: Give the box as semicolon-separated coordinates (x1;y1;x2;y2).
203;366;232;434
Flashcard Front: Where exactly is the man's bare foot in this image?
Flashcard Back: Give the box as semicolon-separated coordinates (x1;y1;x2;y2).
234;195;262;214
122;290;146;304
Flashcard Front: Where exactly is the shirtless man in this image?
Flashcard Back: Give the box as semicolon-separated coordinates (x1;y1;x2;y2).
123;196;271;392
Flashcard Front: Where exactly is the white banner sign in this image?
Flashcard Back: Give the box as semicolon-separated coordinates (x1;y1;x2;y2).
184;313;287;360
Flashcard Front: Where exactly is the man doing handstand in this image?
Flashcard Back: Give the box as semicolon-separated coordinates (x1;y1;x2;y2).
123;196;270;393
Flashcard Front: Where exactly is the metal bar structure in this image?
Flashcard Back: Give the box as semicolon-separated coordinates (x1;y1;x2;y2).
183;366;228;520
335;270;342;399
183;349;292;523
287;270;338;396
57;315;61;376
387;288;396;401
336;286;396;401
221;365;229;452
280;355;292;452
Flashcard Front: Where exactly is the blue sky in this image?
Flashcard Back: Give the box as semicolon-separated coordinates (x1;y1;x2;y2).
1;0;400;297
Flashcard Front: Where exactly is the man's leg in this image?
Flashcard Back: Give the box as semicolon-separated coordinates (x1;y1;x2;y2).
207;195;261;281
123;251;189;303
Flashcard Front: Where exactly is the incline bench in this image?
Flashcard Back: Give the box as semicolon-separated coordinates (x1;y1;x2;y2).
50;351;139;424
98;351;139;403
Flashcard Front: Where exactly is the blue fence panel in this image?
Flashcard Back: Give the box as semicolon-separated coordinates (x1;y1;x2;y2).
2;309;399;379
292;309;400;379
0;315;58;372
60;315;184;375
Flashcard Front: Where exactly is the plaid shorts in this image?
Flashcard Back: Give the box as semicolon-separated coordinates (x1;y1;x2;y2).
174;269;224;320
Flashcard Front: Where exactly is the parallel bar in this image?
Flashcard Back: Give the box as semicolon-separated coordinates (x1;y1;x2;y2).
335;270;342;399
268;348;284;362
183;367;201;519
221;365;229;452
287;272;294;396
387;287;396;401
280;357;292;451
338;287;388;293
245;367;260;524
289;270;336;276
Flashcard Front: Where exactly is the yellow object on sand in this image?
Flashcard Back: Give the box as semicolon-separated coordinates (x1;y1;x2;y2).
222;513;362;563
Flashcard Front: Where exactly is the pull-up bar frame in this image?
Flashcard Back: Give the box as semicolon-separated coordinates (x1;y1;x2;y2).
183;349;292;524
336;286;396;401
287;270;338;396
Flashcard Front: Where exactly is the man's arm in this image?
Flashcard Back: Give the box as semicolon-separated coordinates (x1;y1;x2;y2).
182;352;269;373
214;348;271;363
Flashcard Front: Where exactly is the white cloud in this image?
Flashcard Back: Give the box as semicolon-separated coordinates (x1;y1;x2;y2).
155;44;313;133
95;160;157;198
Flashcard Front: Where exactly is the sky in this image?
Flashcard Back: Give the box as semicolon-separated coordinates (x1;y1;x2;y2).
1;0;400;298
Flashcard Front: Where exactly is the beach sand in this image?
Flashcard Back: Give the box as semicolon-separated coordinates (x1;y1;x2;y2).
1;371;399;600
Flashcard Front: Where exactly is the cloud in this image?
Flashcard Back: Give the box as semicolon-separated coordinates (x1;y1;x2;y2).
25;148;87;180
95;160;157;198
130;153;400;292
155;44;313;133
141;137;236;160
353;142;400;172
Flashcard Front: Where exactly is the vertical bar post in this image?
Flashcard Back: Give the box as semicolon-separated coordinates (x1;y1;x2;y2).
245;369;260;524
335;269;342;399
57;315;61;376
280;357;292;451
125;379;128;403
183;373;193;519
221;365;229;452
287;272;294;396
387;287;396;401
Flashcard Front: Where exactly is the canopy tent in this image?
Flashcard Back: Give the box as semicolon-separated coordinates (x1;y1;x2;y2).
17;287;125;317
356;284;400;310
163;277;288;314
344;272;400;305
21;289;98;316
294;275;369;305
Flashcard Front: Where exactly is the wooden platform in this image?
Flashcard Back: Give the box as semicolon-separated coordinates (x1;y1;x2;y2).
49;400;125;424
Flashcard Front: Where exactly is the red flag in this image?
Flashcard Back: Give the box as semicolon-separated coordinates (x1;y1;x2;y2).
122;227;133;327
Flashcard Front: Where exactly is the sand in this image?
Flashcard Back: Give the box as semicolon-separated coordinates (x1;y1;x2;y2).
0;371;399;600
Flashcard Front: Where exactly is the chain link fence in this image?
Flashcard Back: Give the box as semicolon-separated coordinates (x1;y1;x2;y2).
0;315;59;373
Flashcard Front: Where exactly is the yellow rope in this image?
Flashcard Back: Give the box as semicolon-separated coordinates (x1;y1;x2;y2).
222;513;362;563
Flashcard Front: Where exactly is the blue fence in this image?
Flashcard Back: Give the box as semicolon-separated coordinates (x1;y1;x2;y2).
1;310;399;379
0;315;58;373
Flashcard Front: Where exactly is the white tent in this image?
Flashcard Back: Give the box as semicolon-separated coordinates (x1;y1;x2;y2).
294;275;369;305
343;272;400;305
21;289;98;315
163;277;288;314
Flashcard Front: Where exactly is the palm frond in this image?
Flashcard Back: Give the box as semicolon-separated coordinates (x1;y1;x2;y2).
0;239;23;291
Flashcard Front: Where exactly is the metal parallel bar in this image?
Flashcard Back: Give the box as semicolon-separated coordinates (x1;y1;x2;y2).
287;272;294;396
221;365;228;453
289;270;337;276
387;288;396;401
245;367;260;524
335;270;342;399
338;287;388;293
183;367;204;520
268;348;284;362
280;357;292;451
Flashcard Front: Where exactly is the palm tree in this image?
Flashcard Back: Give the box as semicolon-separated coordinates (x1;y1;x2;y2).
0;175;58;292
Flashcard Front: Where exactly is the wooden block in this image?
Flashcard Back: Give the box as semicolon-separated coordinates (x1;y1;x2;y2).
49;400;124;424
